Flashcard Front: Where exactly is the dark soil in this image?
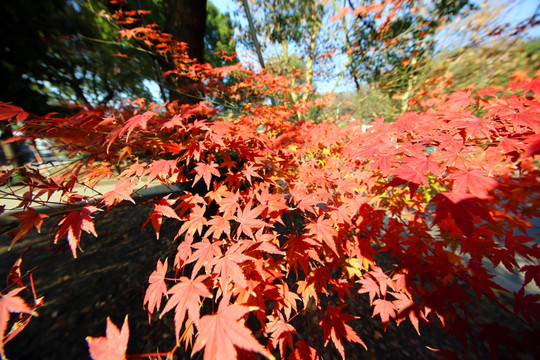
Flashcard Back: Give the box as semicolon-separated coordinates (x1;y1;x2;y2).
0;204;520;360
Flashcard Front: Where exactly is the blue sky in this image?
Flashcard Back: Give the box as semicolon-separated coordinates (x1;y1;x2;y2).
209;0;539;93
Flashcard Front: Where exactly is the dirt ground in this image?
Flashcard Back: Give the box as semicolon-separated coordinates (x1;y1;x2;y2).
0;204;518;360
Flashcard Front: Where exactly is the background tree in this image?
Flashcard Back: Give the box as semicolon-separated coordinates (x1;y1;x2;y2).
0;0;157;114
0;0;237;113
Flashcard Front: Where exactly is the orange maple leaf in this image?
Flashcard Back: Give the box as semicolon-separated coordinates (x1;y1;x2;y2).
144;258;168;315
306;216;338;255
319;304;366;359
192;300;274;360
86;315;129;360
0;288;35;360
161;275;212;339
54;205;99;258
8;209;48;250
193;161;220;190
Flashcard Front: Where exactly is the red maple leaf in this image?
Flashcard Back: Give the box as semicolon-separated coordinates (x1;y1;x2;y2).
143;159;180;184
210;243;253;290
204;215;231;240
392;292;422;335
142;196;180;239
306;216;338;255
54;205;99;258
0;288;35;360
266;313;296;359
119;110;156;141
178;205;208;237
102;179;136;207
235;202;267;239
243;164;262;184
284;235;321;275
192;300;274;360
357;276;381;305
144;258;168;315
448;168;498;199
193;161;221;190
368;267;393;298
446;90;473;111
392;165;429;186
217;190;240;218
287;340;319;360
161;275;212;339
372;299;396;329
276;282;301;320
319;304;366;359
8;209;48;249
86;315;129;360
0;102;29;122
186;240;224;275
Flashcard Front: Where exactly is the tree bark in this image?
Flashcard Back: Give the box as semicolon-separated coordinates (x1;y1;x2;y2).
163;0;207;104
163;0;207;63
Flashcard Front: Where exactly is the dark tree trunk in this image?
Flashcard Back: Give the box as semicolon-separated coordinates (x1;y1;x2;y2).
163;0;207;104
163;0;207;63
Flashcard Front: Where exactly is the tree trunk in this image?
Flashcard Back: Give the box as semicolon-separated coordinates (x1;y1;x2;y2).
163;0;207;104
163;0;207;63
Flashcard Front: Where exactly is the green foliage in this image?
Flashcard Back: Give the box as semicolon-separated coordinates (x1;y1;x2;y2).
205;1;237;67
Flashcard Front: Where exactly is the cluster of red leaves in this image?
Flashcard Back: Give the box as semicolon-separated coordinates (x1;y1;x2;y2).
1;56;539;360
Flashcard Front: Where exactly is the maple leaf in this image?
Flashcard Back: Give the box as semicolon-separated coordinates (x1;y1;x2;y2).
192;161;220;190
204;215;231;240
266;313;296;359
186;240;223;276
478;322;519;359
319;304;366;359
448;168;498;199
174;233;194;269
119;111;156;141
102;179;137;207
161;275;212;339
368;267;393;298
446;90;473;111
0;288;35;360
143;159;179;184
210;243;253;290
284;235;321;275
235;202;267;239
287;340;320;360
142;196;180;239
144;259;168;315
521;265;540;289
521;134;540;159
306;216;339;255
276;282;301;320
192;301;274;360
296;280;319;309
86;315;129;360
243;164;262;184
357;276;381;305
392;292;422;335
8;209;48;250
392;165;429;186
0;102;29;122
178;205;208;237
372;299;396;329
432;192;494;237
54;205;99;258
